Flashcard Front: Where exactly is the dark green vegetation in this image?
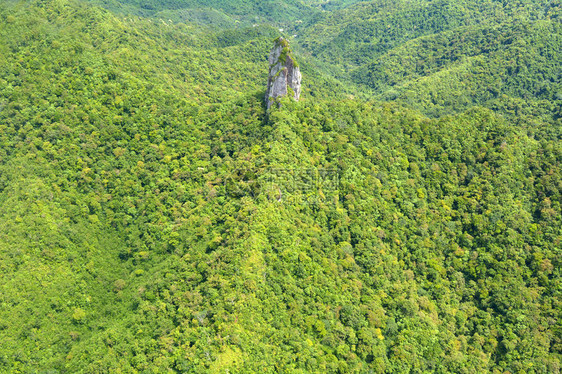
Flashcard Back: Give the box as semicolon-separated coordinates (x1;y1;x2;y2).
298;0;562;117
87;0;342;28
87;0;366;27
88;0;312;27
0;0;561;373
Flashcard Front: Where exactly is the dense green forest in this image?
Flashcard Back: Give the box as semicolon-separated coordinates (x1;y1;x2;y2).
297;0;562;117
0;0;560;373
85;0;365;28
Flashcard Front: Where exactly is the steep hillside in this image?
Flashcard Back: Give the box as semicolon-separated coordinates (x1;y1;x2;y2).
299;0;558;70
0;0;561;373
0;0;342;371
87;0;318;27
87;0;367;27
352;20;562;118
78;0;562;119
296;0;562;117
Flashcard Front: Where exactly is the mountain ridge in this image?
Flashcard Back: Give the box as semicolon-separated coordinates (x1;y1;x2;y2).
0;0;560;372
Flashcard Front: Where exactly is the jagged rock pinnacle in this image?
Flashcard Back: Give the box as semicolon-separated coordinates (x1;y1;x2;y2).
265;37;302;109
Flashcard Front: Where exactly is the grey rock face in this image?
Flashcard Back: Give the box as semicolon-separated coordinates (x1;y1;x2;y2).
266;37;301;109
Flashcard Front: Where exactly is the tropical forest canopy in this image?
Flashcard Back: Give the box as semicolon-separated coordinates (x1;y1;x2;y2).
0;0;560;373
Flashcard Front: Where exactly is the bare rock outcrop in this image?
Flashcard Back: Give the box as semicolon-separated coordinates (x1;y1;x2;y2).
265;37;301;109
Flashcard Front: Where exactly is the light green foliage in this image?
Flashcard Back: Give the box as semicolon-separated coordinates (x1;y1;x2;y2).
0;0;560;373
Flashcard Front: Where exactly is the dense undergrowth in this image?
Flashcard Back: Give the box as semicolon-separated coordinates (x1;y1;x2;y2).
0;0;560;373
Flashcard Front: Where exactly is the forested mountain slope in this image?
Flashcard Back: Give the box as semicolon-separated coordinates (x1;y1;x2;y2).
86;0;366;26
352;20;562;118
0;0;561;373
82;0;562;119
86;0;316;28
299;0;559;69
296;0;562;117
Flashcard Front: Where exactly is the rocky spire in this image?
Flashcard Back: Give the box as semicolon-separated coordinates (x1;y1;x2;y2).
265;37;302;109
